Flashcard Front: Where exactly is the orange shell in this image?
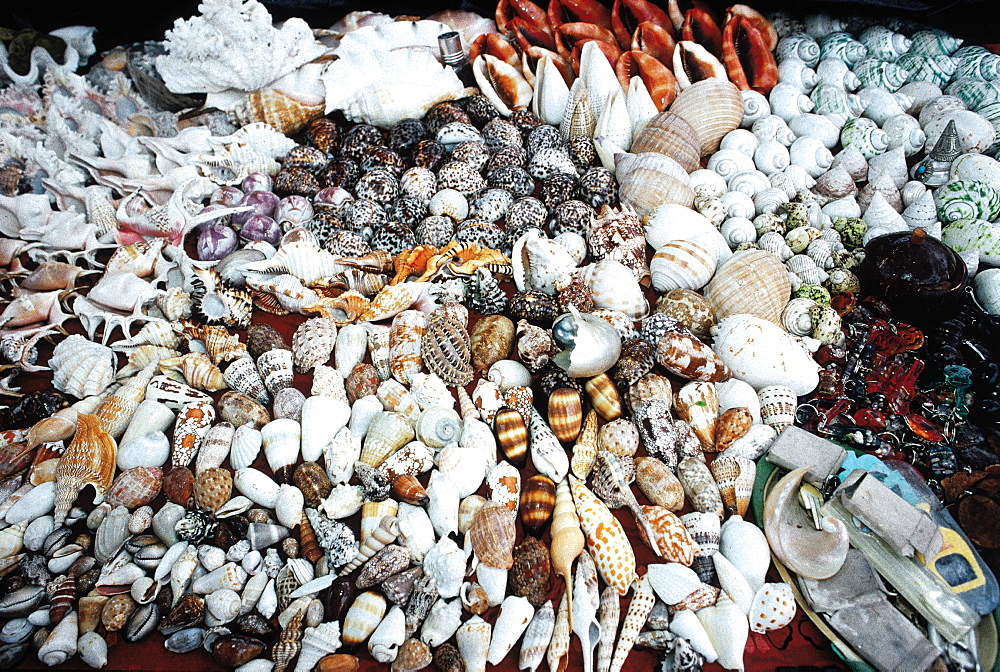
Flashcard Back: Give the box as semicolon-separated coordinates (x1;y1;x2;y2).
638;505;696;564
53;414;117;526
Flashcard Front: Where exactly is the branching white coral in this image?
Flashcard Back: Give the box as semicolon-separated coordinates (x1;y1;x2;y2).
155;0;327;95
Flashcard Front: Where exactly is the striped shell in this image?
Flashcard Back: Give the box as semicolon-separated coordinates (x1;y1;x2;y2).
389;310;426;386
421;307;474;387
53;414;117;526
669;79;744;156
703;249;791;325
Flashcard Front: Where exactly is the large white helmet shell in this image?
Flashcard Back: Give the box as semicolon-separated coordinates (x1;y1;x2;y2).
711;314;820;396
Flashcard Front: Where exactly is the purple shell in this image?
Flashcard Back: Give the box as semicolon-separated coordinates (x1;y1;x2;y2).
314;187;354;206
190;205;233;235
210;186;244;207
242;172;273;193
197;224;239;261
241;215;281;245
233;191;279;226
275;195;314;228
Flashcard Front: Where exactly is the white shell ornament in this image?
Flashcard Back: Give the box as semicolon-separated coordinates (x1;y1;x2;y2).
551;306;622;378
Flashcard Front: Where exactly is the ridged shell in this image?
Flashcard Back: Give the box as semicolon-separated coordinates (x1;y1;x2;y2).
106;466;162;509
669;79;744;156
389;311;426;386
50;336;116;399
703;249;791;325
510;537;551;608
470;501;516;569
53;414;117;526
421;309;473;387
630;111;702;171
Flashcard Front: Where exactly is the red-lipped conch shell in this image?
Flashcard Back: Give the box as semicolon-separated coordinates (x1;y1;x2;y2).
763;466;849;580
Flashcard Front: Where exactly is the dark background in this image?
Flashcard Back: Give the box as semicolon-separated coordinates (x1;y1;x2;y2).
1;0;998;63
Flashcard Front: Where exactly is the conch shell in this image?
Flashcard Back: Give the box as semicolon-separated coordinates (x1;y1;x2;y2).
53;414;117;526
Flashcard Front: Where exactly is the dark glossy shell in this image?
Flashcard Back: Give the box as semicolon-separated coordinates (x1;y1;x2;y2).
568;135;597;170
355;168;399;207
284;145;328;173
424;102;471;135
526;125;564;158
369;223;416;257
345;363;380;403
421;309;473;386
509;109;543;135
415;216;455;248
305;118;340;154
519;474;556;532
339;124;384;162
274;168;321;197
246;324;289;360
294;462;332;508
482;119;522;152
381;567;422;607
494;407;528;465
411;140;445;172
540;173;578;210
634;399;679;470
162;466;195;506
463;92;502;127
612;338;656;387
579;167;618;208
550;199;593;236
159;593;205;635
360;146;406;177
485;144;528;172
507;290;558;327
318;157;360;190
455;221;505;250
486;165;533;198
555;274;594;314
509;537;551;607
433;642;465;672
452;141;492;172
505;196;548;232
388;118;426;154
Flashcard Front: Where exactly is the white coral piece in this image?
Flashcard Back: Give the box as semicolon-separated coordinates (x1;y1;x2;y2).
321;20;475;128
155;0;327;94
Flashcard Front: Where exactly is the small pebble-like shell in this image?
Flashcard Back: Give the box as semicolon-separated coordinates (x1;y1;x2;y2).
678;457;724;518
634;457;684;511
470;315;515;372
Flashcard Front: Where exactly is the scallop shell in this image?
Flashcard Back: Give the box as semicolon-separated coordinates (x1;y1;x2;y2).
703;250;790;325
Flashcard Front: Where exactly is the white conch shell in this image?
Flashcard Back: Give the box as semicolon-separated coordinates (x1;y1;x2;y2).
764;466;849;580
420;597;463;647
155;0;326;94
396;502;436;564
512;228;578;295
579;40;625;125
322;21;474;127
646;562;701;605
488;595;535;666
426;470;461;539
696;591;749;671
423;536;468;599
300;395;351;463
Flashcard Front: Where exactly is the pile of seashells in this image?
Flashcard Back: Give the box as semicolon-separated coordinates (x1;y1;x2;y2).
1;0;1000;671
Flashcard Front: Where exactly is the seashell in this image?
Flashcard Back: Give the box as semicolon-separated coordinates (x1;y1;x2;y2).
300;396;351;464
695;590;748;671
678;456;723;518
256;348;294;397
368;605;405;663
655;332;731;383
160;353;226;392
757;385;798;433
457;614;491;672
711;313;820;395
749;582;797;633
292;318;337;373
260;418;301;482
487;595;535;667
38;610;78;665
342;591;387;647
674;381;719;451
714;406;754;453
50;336;116;399
703;250;789;326
469;315;515;374
360;412;415;469
639;505;696;565
52;415;116;526
764;466;849;580
570;476;637;595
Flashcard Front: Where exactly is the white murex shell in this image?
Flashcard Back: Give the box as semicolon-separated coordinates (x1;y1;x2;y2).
321;20;475;127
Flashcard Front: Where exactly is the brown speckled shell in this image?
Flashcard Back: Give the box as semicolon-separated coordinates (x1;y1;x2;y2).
634;457;685;511
162;466;195;506
510;537;552;608
218;391;271;429
345;363;380;404
470;315;515;372
421;308;474;387
101;593;136;632
193;467;233;513
714;407;754;452
432;643;464;672
293;462;332;509
105;466;162;509
356;544;411;590
654;332;732;382
469;501;516;569
507;290;559;327
655;289;716;339
612;338;655;388
247;324;290;360
587;205;650;284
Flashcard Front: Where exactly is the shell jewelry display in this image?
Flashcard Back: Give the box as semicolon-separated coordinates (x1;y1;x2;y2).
1;1;1000;671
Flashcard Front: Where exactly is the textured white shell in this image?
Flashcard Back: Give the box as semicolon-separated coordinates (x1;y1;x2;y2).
50;335;116;399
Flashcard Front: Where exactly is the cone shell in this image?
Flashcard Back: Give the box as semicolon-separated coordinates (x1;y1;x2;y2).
519;600;555;672
703;250;790;325
569;476;637;595
390;473;426;506
342;591;387;646
758;385;798;433
548;388;583;443
470;501;516;569
711;455;755;517
678;457;723;518
639;505;695;565
669;79;744;156
171;401;216;469
359;412;415;468
634;457;684;511
389;310;426;386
